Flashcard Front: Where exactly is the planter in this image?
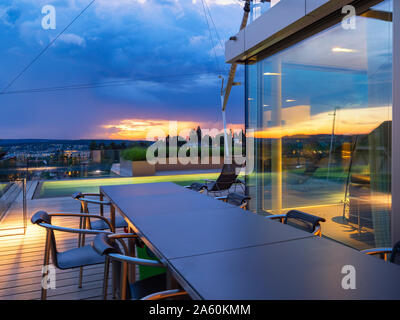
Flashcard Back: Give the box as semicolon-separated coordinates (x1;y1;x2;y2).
155;156;224;172
120;159;155;177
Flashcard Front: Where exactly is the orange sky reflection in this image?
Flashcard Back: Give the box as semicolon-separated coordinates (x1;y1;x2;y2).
251;105;392;139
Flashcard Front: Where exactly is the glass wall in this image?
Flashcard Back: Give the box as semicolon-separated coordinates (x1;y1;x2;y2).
245;0;393;249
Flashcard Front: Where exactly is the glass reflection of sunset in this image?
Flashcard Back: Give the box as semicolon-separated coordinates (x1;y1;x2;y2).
252;105;392;139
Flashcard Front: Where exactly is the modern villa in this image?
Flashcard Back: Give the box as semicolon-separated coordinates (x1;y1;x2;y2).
226;0;397;251
0;0;399;303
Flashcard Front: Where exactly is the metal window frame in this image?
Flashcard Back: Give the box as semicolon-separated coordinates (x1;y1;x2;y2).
392;0;399;245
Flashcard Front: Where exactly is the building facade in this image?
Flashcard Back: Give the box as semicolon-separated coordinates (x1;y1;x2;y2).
226;0;398;250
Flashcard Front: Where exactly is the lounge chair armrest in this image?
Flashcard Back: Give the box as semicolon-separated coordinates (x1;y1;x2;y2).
49;212;113;230
313;225;322;237
239;202;248;209
108;253;164;267
204;179;215;183
215;196;228;201
141;289;188;300
108;233;138;240
38;222;112;235
265;214;287;220
79;199;111;206
361;248;393;256
72;192;102;200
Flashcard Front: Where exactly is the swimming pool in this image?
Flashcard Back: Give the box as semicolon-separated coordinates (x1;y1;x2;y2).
35;173;220;199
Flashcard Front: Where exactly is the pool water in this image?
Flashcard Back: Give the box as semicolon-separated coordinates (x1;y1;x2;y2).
35;173;220;199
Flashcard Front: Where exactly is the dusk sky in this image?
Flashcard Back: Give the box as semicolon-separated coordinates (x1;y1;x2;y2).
0;0;245;140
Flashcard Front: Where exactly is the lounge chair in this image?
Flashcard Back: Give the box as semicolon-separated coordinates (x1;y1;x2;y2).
186;163;245;196
216;192;251;210
31;211;111;300
93;233;189;300
266;210;326;237
361;241;400;264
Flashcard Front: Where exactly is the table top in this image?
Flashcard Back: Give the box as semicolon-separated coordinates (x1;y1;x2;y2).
101;183;314;260
170;237;400;299
101;183;237;217
101;182;400;300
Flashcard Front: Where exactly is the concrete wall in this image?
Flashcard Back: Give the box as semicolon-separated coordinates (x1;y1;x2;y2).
155;157;224;172
120;159;155;177
120;157;224;176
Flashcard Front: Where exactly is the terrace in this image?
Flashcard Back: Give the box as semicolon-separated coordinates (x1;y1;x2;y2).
0;170;240;300
0;0;399;301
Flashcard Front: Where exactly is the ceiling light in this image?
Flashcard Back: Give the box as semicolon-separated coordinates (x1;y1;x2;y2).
332;47;358;53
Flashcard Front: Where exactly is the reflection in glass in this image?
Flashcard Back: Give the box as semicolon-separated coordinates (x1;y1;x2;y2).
245;0;392;249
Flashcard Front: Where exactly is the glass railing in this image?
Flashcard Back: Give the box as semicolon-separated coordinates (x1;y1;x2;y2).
0;178;27;236
0;149;123;181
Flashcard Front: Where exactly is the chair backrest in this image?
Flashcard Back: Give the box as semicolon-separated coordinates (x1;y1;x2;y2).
92;233;121;256
226;193;250;207
31;211;59;268
390;241;400;265
283;210;326;234
93;233;163;300
211;163;243;191
72;192;83;200
72;192;85;213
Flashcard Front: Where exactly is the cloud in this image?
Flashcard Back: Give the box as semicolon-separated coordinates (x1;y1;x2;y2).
58;33;86;46
0;6;21;27
0;0;245;139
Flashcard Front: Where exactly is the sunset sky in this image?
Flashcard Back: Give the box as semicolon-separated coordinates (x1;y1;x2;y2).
0;0;245;140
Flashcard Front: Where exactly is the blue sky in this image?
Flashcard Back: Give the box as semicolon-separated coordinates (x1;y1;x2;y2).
0;0;245;139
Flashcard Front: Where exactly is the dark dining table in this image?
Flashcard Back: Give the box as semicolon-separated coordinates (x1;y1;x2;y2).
100;182;400;300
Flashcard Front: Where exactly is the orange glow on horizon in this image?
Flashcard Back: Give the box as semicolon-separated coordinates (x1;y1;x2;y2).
101;118;244;140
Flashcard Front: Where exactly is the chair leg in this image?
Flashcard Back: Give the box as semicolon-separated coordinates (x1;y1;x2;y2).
112;261;117;299
78;216;83;247
128;235;136;284
120;262;128;300
100;193;104;216
78;200;84;246
78;217;87;288
79;267;84;288
103;257;110;300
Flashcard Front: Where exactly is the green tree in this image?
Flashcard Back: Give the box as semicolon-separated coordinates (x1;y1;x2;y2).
89;140;97;150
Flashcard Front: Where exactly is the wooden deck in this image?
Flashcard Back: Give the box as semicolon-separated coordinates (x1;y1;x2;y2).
0;184;114;300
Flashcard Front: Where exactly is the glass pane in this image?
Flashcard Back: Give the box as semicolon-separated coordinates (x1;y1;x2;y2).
246;0;393;249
